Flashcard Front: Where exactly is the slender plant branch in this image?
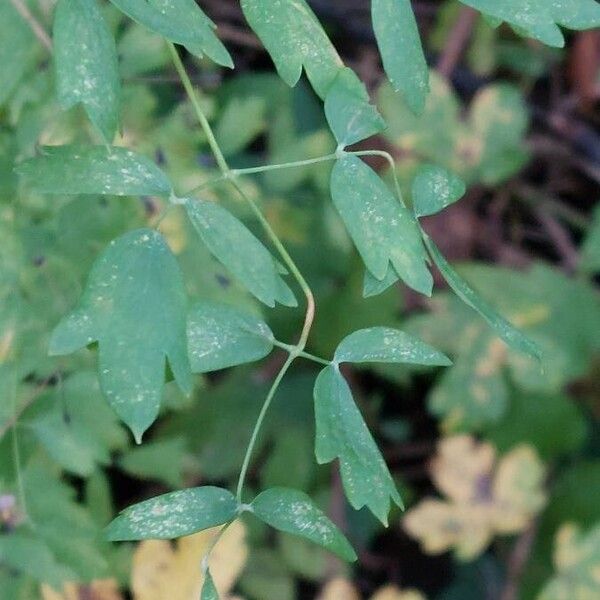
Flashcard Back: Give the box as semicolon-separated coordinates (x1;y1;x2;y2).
8;369;29;523
351;149;407;207
235;353;296;501
167;41;319;503
272;340;331;366
10;0;52;51
231;154;338;176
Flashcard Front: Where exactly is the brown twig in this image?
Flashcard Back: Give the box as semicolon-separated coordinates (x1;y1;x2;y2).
9;0;52;52
436;6;478;78
535;207;580;274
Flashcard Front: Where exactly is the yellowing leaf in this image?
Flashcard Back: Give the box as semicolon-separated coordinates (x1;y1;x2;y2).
538;523;600;600
317;579;427;600
131;521;247;600
404;436;546;560
41;579;123;600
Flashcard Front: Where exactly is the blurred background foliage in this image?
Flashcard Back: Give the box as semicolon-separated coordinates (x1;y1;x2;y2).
1;1;600;599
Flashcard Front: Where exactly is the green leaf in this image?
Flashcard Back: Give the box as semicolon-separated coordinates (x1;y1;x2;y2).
105;486;238;540
240;0;343;98
118;437;188;487
362;265;400;298
0;1;37;108
313;364;402;524
428;327;509;430
109;0;233;67
185;199;297;308
423;235;541;359
325;68;386;147
372;0;429;114
17;145;172;196
412;165;466;218
251;487;357;561
187;301;274;373
49;229;192;442
201;570;219;600
461;0;600;47
54;0;120;142
334;327;452;366
330;154;433;295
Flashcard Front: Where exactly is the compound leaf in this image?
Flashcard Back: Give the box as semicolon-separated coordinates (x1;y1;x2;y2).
17;145;172;197
109;0;232;67
185;199;297;308
330;154;433;295
334;327;451;366
325;68;386;147
187;301;274;373
240;0;343;98
54;0;120;142
313;364;402;524
423;234;541;359
412;165;466;218
372;0;429;114
461;0;600;47
251;487;357;561
49;229;192;442
105;486;238;540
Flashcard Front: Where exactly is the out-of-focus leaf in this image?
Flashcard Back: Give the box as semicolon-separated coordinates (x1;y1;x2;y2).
317;579;427;600
538;523;600;599
251;487;357;561
314;364;402;524
17;146;172;196
461;0;600;47
130;521;247;600
404;436;546;560
334;326;451;366
412;164;466;218
379;73;529;185
118;437;188;488
372;0;429;114
54;0;120;142
185;198;296;308
324;68;386;147
0;1;37;108
40;579;123;600
485;391;587;460
330;154;432;295
49;229;192;442
240;0;343;98
187;301;274;373
106;487;238;541
215;96;266;156
109;0;232;67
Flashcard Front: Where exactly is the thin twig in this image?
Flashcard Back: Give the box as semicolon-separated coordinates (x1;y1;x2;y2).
9;0;52;51
500;521;539;600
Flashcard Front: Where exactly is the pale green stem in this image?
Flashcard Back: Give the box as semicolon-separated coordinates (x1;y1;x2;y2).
231;154;338;176
167;40;318;502
272;340;330;366
10;373;29;522
200;519;235;573
235;353;296;501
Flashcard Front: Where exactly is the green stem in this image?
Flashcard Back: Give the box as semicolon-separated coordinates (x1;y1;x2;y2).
231;154;338;176
201;519;235;573
168;39;318;502
9;372;29;522
167;43;229;175
235;353;296;501
272;340;330;366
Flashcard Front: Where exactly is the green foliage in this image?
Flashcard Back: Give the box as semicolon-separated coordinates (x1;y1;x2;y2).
372;0;429;114
109;0;232;67
2;0;599;597
461;0;600;47
106;487;238;540
53;0;120;142
330;154;433;295
250;487;356;561
49;229;192;442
